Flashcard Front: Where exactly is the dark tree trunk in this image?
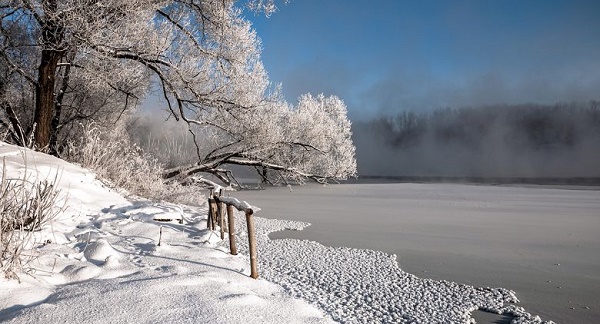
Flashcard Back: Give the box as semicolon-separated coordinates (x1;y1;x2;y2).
34;49;62;150
33;0;64;151
49;50;75;155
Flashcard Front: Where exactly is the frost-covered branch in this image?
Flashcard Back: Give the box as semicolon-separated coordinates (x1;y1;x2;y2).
2;0;356;186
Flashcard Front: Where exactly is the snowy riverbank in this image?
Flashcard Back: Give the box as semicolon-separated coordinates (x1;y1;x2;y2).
1;142;553;323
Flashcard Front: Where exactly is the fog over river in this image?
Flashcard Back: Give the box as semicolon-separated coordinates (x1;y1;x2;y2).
234;182;600;324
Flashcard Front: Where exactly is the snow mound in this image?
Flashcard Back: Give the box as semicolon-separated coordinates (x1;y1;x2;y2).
108;203;185;223
59;264;103;282
83;239;123;266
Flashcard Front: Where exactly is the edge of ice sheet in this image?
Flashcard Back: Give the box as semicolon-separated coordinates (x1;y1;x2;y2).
229;216;553;323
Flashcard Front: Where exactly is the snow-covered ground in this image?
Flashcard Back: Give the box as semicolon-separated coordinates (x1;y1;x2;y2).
1;142;555;323
0;142;330;324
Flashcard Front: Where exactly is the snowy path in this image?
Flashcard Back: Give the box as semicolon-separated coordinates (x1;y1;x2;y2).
1;202;331;324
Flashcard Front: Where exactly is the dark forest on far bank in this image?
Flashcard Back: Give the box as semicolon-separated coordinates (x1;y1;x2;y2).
353;101;600;179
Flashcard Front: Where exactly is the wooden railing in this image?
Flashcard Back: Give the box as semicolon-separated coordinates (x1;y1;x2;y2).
208;189;259;279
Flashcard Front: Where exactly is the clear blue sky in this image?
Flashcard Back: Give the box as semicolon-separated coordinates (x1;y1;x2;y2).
245;0;600;120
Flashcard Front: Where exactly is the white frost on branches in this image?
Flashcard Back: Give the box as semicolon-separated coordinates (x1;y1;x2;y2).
1;0;356;186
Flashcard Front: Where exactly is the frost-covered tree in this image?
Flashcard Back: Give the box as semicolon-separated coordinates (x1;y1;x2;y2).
164;93;357;184
0;0;281;148
1;0;162;149
1;0;356;185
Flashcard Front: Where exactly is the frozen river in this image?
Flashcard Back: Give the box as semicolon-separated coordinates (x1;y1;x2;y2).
234;182;600;323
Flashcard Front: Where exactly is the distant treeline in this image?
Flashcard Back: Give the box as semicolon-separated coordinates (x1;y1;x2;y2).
372;102;600;151
353;102;600;178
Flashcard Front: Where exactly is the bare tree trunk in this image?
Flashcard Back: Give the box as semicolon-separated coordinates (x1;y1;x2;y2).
33;0;64;150
49;50;75;155
34;49;61;150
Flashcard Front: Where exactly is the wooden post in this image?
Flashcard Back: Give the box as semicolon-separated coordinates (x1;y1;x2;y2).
208;189;215;229
218;190;225;240
245;208;258;279
215;189;221;225
211;200;218;230
157;226;163;246
227;204;237;255
219;206;225;239
208;198;218;231
207;197;213;230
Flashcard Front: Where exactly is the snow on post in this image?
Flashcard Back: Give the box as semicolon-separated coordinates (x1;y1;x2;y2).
213;195;259;279
245;207;259;279
218;189;226;240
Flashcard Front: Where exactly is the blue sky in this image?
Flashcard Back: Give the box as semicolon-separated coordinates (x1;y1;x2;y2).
245;0;600;120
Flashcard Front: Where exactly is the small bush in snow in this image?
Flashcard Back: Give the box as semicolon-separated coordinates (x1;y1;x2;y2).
66;122;204;205
0;158;62;280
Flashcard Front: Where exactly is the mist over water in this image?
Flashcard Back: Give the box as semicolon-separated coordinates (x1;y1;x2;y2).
353;102;600;179
132;100;600;181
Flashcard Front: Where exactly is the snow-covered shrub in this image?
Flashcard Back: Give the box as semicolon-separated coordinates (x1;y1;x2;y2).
0;159;61;280
66;122;204;205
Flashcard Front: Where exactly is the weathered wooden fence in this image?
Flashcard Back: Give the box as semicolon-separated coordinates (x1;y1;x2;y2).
208;189;259;279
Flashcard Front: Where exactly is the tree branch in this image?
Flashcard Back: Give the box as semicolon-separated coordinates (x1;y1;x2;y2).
163;156;328;185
